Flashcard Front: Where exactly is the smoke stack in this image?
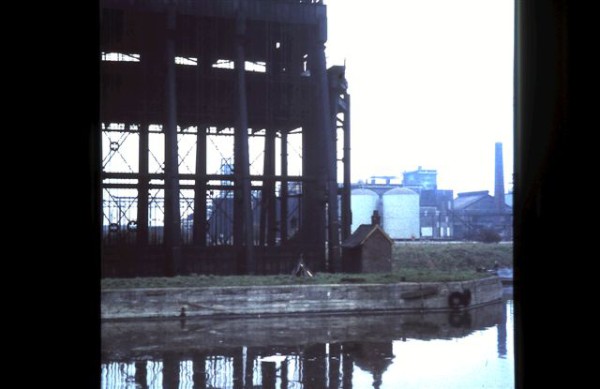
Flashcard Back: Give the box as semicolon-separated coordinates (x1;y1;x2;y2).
494;142;505;211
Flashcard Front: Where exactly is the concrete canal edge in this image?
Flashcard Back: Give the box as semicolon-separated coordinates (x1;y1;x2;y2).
101;276;503;320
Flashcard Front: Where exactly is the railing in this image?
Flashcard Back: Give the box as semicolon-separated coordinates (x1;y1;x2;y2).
102;188;304;247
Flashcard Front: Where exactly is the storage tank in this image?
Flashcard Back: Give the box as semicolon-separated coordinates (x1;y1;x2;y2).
351;188;379;233
382;187;420;239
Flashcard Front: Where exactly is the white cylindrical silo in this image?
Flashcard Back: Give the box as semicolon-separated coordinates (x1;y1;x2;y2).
351;188;379;232
382;187;420;239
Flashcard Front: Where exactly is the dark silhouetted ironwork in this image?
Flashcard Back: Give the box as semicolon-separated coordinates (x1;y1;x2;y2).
100;0;350;276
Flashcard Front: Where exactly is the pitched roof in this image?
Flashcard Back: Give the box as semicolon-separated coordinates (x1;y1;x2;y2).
342;224;394;248
453;191;492;210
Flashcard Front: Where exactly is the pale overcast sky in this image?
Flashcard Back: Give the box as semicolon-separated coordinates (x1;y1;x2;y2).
325;0;514;195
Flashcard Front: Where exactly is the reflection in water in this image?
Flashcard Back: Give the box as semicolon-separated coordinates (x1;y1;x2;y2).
498;300;508;358
102;299;514;388
344;342;394;389
448;311;472;328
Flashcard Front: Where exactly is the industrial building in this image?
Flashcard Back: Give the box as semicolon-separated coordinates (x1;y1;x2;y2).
451;142;513;240
452;191;512;240
351;172;453;240
400;166;454;239
402;166;438;190
349;143;512;241
100;0;351;277
418;188;454;239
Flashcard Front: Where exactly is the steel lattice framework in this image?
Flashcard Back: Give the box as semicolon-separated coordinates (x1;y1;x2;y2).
100;0;351;276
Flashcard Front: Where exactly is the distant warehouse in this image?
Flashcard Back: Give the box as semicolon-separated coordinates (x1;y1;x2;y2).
350;156;512;241
452;191;513;241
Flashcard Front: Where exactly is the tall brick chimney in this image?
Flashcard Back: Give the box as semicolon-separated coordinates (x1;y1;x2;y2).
494;142;506;211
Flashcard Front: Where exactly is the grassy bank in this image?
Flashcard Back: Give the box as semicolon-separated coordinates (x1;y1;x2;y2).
101;242;512;289
393;242;513;271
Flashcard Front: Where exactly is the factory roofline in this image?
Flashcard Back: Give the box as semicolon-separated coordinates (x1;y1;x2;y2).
454;191;492;210
457;190;490;197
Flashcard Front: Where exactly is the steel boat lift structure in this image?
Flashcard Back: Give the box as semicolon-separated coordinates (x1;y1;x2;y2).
100;0;351;277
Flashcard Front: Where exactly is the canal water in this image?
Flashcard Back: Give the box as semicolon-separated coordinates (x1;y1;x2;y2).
101;290;514;388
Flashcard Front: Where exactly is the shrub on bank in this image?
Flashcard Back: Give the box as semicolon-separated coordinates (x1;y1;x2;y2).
476;228;502;243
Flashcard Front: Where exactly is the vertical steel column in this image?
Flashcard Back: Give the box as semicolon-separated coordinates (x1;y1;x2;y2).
302;102;327;271
341;94;352;240
233;128;243;251
233;9;255;274
233;13;243;255
314;15;340;272
138;23;152;252
327;71;341;272
259;137;268;246
259;130;273;247
280;131;289;243
259;189;267;246
301;16;330;272
265;130;277;246
163;9;182;275
193;127;207;246
137;123;149;246
193;43;209;247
